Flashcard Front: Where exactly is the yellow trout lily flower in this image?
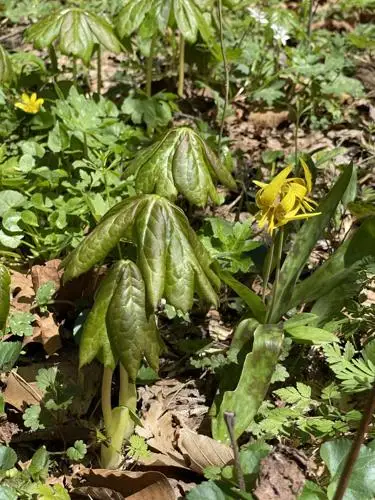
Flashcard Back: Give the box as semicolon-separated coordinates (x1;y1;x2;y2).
254;161;320;234
15;93;44;114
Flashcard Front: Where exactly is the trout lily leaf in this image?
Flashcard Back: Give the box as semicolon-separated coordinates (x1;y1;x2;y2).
125;127;236;206
26;8;121;65
0;44;13;84
79;260;162;381
62;195;220;312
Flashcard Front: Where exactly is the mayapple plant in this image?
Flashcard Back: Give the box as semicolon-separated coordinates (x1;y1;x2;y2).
62;126;235;468
116;0;218;96
0;44;13;85
0;264;11;331
26;8;122;91
211;162;375;443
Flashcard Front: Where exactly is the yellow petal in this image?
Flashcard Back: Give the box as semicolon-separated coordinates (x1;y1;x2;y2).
36;98;44;106
279;187;297;213
300;159;312;192
253;180;267;188
258;166;293;207
284;211;321;222
21;93;30;103
15;103;27;111
287;181;307;200
30;93;37;103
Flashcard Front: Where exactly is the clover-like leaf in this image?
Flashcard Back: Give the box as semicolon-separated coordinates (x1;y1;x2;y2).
26;8;121;65
106;260;162;381
62;195;220;312
67;440;87;461
125;127;236;206
0;44;13;84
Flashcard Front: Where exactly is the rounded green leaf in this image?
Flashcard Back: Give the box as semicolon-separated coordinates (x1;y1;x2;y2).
0;445;17;471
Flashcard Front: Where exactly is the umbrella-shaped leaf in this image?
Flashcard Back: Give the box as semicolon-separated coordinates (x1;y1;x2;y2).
79;263;125;369
0;265;10;331
0;44;13;84
106;260;162;381
26;8;121;65
62;195;220;312
125;127;236;206
116;0;155;38
174;0;199;43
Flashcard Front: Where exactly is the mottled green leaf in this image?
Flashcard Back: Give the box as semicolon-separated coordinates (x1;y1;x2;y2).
116;0;154;38
106;260;162;381
212;324;283;442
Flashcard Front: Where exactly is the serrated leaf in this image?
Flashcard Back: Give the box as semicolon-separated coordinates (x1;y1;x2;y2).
36;281;56;307
106;260;162;381
67;440;87;461
0;446;17;471
23;405;44;431
35;367;59;391
125;127;236;206
7;311;35;337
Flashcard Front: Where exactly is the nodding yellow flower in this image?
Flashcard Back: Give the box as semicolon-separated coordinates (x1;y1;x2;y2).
15;93;44;114
254;161;320;235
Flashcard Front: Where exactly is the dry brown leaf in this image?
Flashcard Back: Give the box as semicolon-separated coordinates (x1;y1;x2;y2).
249;111;289;130
72;486;124;499
77;469;176;500
10;270;34;312
31;259;62;292
4;370;42;410
23;313;62;355
178;428;233;474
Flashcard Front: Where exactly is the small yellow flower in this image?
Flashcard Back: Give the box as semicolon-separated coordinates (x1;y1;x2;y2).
254;161;320;234
15;93;44;114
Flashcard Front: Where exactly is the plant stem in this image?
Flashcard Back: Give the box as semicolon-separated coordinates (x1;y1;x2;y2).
48;45;58;74
97;44;102;94
333;384;375;500
101;367;113;430
262;240;275;304
178;33;185;98
224;412;246;491
119;364;137;412
146;36;156;98
218;0;229;154
307;0;314;38
266;228;284;323
72;58;77;82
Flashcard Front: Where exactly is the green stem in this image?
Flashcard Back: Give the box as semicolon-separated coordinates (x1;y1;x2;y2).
119;364;137;412
48;45;58;74
146;36;156;98
218;0;229;154
97;44;102;94
72;58;77;81
266;228;284;323
262;240;275;304
101;367;113;430
178;33;185;98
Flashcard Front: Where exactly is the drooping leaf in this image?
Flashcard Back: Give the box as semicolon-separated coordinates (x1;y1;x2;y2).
0;44;13;84
26;8;121;65
106;260;162;381
63;195;220;313
125;127;236;206
268;165;354;323
116;0;156;38
0;264;10;330
79;262;128;369
212;324;283;443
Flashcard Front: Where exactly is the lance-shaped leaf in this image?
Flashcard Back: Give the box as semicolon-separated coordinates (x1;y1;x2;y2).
62;195;220;312
268;165;354;323
106;260;162;381
125;127;236;206
26;8;121;65
212;323;283;443
79;262;126;369
0;44;13;84
0;265;10;331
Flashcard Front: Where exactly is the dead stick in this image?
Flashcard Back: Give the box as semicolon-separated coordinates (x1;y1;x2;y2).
224;412;246;492
333;384;375;500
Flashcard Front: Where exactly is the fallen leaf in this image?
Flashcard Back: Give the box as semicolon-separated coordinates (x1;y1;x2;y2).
10;271;34;313
23;313;62;355
3;370;42;410
249;111;289;130
178;428;233;474
76;469;176;500
71;486;124;499
31;259;62;292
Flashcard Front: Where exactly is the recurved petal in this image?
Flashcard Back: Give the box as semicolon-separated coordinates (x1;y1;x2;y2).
258;166;293;208
301;159;313;192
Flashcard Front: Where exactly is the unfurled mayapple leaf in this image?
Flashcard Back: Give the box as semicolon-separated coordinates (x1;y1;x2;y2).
63;195;220;312
106;260;162;381
26;8;121;64
0;44;13;84
125;127;236;206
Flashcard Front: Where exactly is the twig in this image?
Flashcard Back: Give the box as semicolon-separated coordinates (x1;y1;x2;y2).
224;412;246;492
217;0;229;154
333;384;375;500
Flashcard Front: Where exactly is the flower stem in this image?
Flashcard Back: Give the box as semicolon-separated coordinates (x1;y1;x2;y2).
178;33;185;98
266;228;284;323
101;367;113;430
97;44;102;94
218;0;229;154
262;240;275;304
146;36;156;98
